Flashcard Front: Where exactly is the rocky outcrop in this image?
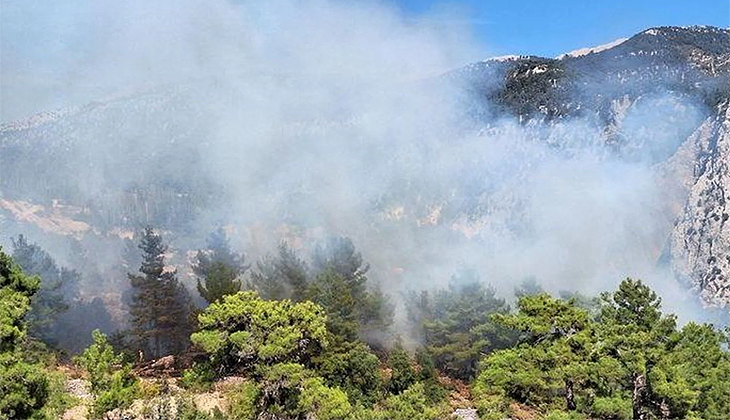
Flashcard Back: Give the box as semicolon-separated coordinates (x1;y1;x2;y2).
670;100;730;304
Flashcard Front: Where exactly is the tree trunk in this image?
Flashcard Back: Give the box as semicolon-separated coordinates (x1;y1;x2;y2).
659;399;670;420
565;379;576;411
632;373;647;420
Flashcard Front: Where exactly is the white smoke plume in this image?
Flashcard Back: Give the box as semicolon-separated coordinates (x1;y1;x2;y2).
0;0;720;324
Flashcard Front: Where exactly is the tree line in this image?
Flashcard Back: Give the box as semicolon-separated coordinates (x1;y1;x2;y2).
1;228;729;419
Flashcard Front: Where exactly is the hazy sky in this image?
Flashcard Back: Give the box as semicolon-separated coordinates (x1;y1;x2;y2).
1;0;728;121
392;0;730;57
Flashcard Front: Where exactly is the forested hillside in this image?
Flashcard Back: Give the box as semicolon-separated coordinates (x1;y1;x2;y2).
3;0;730;417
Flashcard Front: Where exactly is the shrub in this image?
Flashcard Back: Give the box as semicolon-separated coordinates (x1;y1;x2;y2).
541;410;587;420
414;349;447;404
180;362;216;392
299;377;352;420
91;369;138;418
0;248;51;420
177;394;225;420
590;396;632;420
38;368;77;420
387;346;416;395
314;341;382;406
381;382;449;420
75;329;138;417
0;352;50;420
226;382;260;420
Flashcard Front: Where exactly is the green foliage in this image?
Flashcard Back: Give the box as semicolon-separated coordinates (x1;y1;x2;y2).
474;278;730;420
251;237;392;345
540;410;587;420
177;393;225;420
474;346;553;409
314;340;383;406
226;382;259;420
75;329;138;418
387;345;416;395
0;352;50;420
473;390;510;420
308;237;393;343
650;322;730;420
596;278;678;419
0;248;40;352
232;362;355;420
75;330;123;394
193;227;247;304
414;348;448;403
298;376;353;420
92;370;138;418
38;368;77;420
196;261;243;306
590;396;632;420
11;235;77;346
191;291;328;376
0;247;51;420
128;227;193;358
408;270;513;380
250;242;308;301
380;382;448;420
180;361;216;392
308;270;361;342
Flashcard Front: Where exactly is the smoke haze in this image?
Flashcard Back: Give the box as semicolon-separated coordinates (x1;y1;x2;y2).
0;0;720;324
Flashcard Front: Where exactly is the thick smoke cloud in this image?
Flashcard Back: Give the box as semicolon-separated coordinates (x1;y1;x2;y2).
0;0;717;322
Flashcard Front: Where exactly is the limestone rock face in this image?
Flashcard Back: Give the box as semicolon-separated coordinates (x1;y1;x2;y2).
671;101;730;304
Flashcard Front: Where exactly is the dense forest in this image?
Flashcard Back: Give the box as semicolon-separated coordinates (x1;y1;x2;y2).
1;228;729;420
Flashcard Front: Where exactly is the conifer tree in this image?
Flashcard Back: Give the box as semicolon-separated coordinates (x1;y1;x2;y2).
0;247;50;419
128;227;192;359
250;241;308;301
308;237;393;343
407;269;513;380
11;235;78;344
192;227;247;304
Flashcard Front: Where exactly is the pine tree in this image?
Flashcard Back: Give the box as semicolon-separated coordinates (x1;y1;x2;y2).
308;237;393;343
192;227;247;304
128;227;192;359
11;235;78;344
250;241;308;301
0;247;50;419
597;278;678;420
409;270;513;381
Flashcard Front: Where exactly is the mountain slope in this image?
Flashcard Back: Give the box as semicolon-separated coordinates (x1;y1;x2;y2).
2;25;730;304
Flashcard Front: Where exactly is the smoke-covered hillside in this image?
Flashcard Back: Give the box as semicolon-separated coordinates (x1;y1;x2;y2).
4;2;730;418
1;4;730;320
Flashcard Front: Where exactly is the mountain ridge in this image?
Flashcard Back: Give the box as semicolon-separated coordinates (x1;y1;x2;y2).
2;25;730;306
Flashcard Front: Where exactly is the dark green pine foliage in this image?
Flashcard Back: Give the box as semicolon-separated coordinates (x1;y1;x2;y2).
388;344;416;395
472;278;730;420
128;227;193;359
308;237;393;344
192;227;247;304
596;279;681;420
410;269;513;381
250;242;308;301
487;293;596;411
11;235;78;344
0;247;50;419
314;340;383;406
308;269;361;342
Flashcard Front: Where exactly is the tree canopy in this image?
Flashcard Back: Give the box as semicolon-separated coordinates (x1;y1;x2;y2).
128;227;193;359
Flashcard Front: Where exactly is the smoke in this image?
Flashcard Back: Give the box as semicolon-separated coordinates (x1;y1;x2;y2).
0;0;719;323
